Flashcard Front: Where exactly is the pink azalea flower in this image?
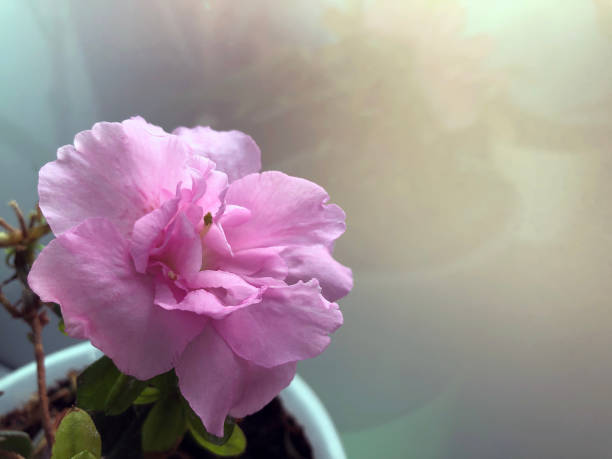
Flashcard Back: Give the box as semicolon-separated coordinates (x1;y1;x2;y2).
28;117;352;436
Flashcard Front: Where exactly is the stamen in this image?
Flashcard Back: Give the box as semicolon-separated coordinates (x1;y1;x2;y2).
200;212;213;238
167;270;177;281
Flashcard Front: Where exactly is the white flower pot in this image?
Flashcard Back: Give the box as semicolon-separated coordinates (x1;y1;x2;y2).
0;342;346;459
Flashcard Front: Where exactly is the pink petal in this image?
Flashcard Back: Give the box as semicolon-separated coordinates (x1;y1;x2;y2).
156;288;227;318
218;205;251;228
176;329;295;436
173;126;261;182
281;245;353;301
186;155;228;216
151;211;203;276
155;270;262;320
201;223;233;268
209;246;288;280
223;171;346;251
28;218;207;380
39;117;192;236
130;197;180;273
186;270;261;306
214;281;343;368
228;359;296;419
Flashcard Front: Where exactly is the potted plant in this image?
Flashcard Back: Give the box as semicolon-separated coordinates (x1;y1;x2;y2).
0;117;352;458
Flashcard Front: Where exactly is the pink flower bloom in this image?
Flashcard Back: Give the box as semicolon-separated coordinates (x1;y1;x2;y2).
28;117;352;435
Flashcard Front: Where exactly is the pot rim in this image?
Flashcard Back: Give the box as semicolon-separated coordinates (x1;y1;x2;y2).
0;342;346;459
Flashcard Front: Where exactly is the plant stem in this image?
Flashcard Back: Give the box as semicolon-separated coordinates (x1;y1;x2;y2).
0;217;16;233
0;291;21;318
0;202;56;453
31;311;54;451
0;451;26;459
8;201;28;238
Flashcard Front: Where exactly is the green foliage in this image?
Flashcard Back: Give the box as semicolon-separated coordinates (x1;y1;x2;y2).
184;401;236;446
70;451;98;459
90;405;150;459
189;421;247;457
104;373;147;415
148;370;178;393
132;386;161;405
76;356;145;415
0;430;33;459
183;399;246;456
77;356;121;411
58;319;67;336
51;408;101;459
141;395;186;453
76;361;245;457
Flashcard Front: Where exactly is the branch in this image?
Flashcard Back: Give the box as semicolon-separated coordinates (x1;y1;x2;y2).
1;273;17;286
30;311;54;452
0;291;21;318
8;201;28;238
0;224;49;249
0;217;16;232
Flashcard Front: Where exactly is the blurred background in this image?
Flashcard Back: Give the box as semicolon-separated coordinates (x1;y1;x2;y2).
1;1;612;457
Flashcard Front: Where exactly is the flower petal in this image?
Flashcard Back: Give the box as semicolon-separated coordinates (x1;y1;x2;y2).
174;126;261;182
281;245;353;301
151;211;203;276
214;281;343;368
39;117;192;236
130;197;180;273
155;270;261;320
228;360;296;420
186;270;261;306
186;155;228;216
28;218;207;380
202;223;233;263
218;205;251;228
223;171;346;251
208;246;288;280
176;328;295;436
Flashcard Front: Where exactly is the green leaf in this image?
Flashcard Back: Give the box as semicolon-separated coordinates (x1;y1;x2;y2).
0;430;33;459
70;451;98;459
133;386;161;405
51;408;101;459
147;370;178;395
104;373;147;415
190;422;246;457
184;401;235;446
76;356;146;415
141;396;186;453
91;405;150;459
58;319;68;336
77;356;121;411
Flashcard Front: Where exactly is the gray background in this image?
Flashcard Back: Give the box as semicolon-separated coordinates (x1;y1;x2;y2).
2;1;612;457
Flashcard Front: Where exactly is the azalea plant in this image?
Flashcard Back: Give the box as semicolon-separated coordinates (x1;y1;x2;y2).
0;117;352;458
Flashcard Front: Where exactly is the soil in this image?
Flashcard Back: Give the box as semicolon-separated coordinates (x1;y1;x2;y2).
0;371;78;439
0;375;313;459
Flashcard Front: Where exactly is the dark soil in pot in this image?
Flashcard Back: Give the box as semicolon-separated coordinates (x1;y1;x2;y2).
0;374;313;458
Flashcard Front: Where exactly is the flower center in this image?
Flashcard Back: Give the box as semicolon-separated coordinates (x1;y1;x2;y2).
200;212;213;238
200;212;214;270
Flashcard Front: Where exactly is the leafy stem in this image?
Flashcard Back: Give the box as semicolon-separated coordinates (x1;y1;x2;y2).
0;201;54;454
